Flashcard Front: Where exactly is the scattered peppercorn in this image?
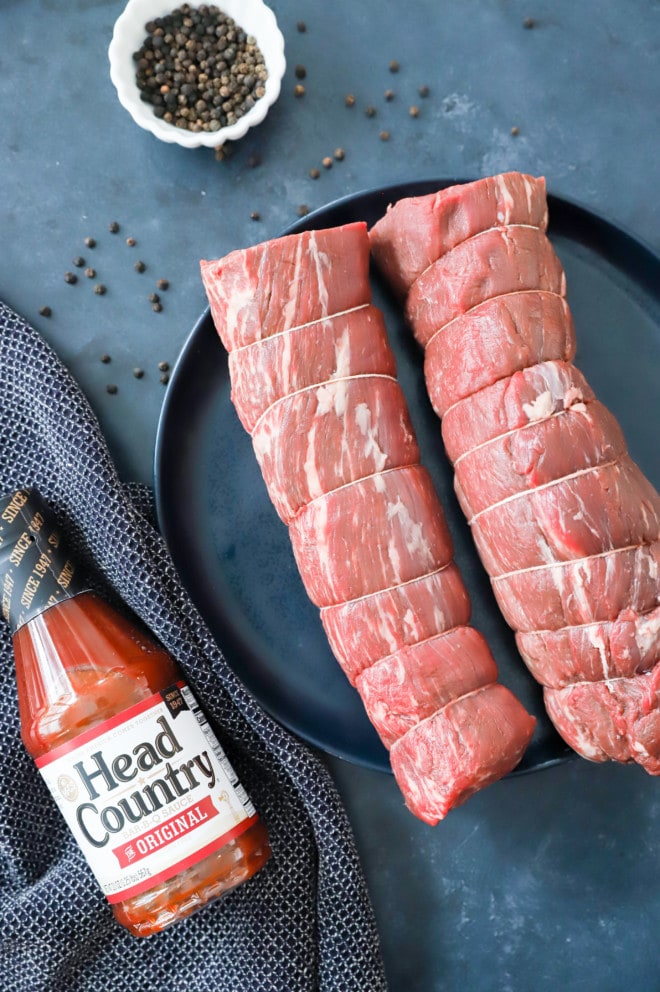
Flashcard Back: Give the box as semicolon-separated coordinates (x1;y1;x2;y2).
94;284;106;295
133;368;145;379
523;16;536;28
73;256;85;268
309;167;320;179
295;64;306;79
296;20;306;32
84;237;96;248
250;210;261;220
100;354;111;364
333;147;345;160
85;267;96;278
153;301;163;312
322;156;333;169
388;60;400;72
294;84;305;97
158;361;170;372
134;5;269;134
126;237;136;247
106;384;118;395
418;84;430;98
108;221;120;233
149;292;161;303
160;373;170;385
134;260;146;272
384;89;394;101
156;278;169;291
379;130;390;141
511;125;520;136
409;105;420;117
345;94;356;107
64;272;78;284
365;105;376;117
247;153;262;168
39;306;52;318
297;204;309;216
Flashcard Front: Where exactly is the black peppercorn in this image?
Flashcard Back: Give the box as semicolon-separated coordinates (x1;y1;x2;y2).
152;301;163;312
365;105;376;117
388;60;400;73
133;368;145;379
94;284;106;295
158;361;170;372
39;306;52;318
108;221;120;233
296;20;306;32
133;5;270;134
100;354;111;364
84;237;96;248
156;278;169;291
309;167;320;179
64;272;77;284
106;384;118;395
418;84;430;97
295;64;306;79
73;256;85;268
297;204;309;217
85;267;96;278
134;260;146;272
333;148;345;161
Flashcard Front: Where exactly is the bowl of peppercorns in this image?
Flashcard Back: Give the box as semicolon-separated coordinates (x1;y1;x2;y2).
109;0;285;148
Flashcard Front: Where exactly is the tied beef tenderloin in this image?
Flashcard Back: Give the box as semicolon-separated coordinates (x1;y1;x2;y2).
200;223;535;823
369;172;660;773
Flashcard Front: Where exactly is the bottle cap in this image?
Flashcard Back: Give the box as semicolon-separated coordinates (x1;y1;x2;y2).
0;489;87;633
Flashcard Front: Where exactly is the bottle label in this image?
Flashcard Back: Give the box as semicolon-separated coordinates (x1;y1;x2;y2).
0;488;88;633
36;683;257;904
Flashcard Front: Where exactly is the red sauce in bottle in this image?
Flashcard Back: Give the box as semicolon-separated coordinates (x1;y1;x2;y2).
1;489;270;937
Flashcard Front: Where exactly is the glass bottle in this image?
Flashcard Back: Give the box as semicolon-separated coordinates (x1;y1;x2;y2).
0;488;270;937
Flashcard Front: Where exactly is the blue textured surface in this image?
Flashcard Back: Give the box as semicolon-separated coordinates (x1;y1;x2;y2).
2;1;660;989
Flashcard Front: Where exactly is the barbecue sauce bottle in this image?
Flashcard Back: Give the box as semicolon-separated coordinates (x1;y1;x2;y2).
0;488;270;937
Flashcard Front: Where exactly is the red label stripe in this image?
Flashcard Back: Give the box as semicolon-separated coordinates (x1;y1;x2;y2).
35;680;187;768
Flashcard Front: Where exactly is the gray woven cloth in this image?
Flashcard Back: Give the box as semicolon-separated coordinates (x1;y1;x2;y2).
0;300;388;992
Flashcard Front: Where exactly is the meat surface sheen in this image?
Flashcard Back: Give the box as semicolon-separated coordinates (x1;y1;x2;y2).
355;627;498;748
544;660;660;774
443;360;596;463
454;399;626;518
469;455;660;575
252;375;419;524
493;542;660;632
202;220;536;821
405;225;566;348
200;222;370;350
389;683;537;824
369;172;660;772
518;605;660;688
369;172;548;299
425;291;575;417
289;464;454;607
320;564;471;683
228;304;397;432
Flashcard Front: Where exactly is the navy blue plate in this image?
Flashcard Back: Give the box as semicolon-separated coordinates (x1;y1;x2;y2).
154;180;660;774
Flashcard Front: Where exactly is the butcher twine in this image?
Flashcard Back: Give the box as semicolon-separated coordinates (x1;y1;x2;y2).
0;300;387;992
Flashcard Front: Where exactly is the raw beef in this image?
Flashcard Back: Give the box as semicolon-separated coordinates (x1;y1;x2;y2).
369;173;660;772
201;222;535;823
370;172;548;299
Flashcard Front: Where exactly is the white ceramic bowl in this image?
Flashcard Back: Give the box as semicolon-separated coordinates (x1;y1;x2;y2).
109;0;286;148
